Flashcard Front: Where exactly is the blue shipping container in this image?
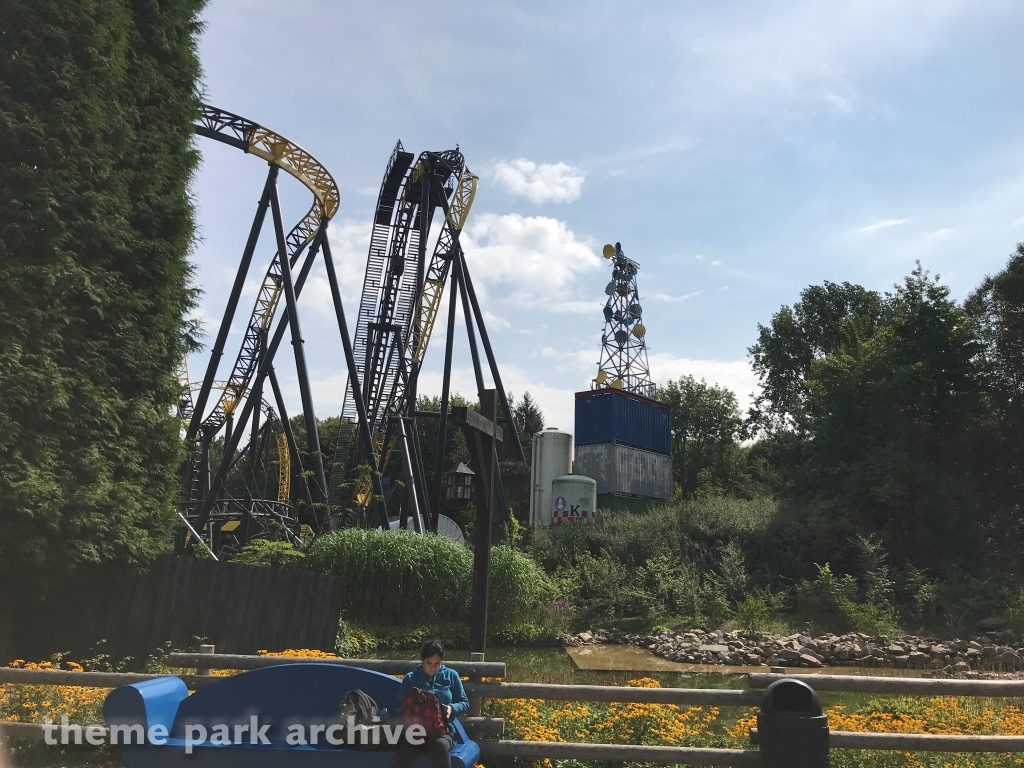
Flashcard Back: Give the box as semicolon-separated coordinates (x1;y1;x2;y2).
574;389;672;455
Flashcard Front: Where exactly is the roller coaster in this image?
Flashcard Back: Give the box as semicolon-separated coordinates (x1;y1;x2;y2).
179;106;521;558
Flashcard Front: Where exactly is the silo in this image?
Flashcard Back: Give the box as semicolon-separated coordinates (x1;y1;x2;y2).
530;428;573;528
551;475;598;524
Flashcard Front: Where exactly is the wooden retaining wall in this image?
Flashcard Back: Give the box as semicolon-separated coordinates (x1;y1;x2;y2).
6;555;345;663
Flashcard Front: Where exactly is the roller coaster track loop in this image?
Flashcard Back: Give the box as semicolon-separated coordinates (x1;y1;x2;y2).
190;105;338;440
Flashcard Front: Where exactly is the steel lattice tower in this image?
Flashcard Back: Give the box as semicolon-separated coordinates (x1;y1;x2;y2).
593;242;654;397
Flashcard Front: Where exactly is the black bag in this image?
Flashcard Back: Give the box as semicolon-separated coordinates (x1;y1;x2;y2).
338;689;381;749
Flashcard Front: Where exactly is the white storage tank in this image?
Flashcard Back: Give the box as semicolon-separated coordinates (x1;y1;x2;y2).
551;475;598;524
530;428;573;528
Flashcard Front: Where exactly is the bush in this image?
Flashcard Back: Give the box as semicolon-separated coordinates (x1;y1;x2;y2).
232;540;304;567
304;529;554;632
795;563;899;637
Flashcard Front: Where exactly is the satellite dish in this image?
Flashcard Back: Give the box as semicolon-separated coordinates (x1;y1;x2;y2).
628;303;642;317
611;378;623;389
603;244;614;259
632;323;646;338
595;369;608;385
616;284;629;297
603;305;613;320
614;329;628;345
604;281;615;295
436;514;465;546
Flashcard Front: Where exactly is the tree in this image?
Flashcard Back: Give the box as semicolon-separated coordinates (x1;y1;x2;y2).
0;1;205;584
749;281;883;433
655;376;750;499
509;391;545;465
767;266;998;578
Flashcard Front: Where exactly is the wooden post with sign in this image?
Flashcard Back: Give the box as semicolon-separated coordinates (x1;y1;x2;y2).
451;390;503;656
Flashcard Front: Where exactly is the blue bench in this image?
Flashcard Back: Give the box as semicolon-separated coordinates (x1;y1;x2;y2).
102;663;481;768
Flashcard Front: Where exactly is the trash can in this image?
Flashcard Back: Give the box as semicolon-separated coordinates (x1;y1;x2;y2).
757;678;829;768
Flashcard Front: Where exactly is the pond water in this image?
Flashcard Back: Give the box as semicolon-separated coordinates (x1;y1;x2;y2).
378;645;750;689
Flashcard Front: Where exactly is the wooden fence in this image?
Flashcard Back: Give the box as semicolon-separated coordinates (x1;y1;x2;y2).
6;556;345;663
6;654;1024;764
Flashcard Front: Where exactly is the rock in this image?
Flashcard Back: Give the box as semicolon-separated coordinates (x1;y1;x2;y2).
798;653;823;668
886;644;907;656
978;617;1006;633
969;640;984;651
1000;651;1022;669
800;647;826;663
908;652;929;667
778;648;802;661
578;632;594;643
699;644;730;654
952;661;971;673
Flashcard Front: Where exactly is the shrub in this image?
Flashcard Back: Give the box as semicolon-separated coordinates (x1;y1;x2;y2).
232;540;304;567
304;529;554;631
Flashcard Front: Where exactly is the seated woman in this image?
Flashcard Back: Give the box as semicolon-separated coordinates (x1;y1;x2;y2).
391;640;469;768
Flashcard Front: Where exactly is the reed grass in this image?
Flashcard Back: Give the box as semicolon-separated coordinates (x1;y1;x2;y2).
304;529;554;630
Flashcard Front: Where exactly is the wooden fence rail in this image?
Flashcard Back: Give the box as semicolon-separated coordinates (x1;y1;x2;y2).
477;740;761;766
5;656;1024;763
748;672;1024;697
167;653;505;678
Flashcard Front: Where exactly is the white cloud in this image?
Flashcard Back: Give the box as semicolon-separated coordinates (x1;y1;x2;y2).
859;218;909;233
826;93;853;113
551;300;602;314
493;159;585;204
927;227;953;241
483;310;511;329
648;353;760;415
462;213;602;305
648;291;702;302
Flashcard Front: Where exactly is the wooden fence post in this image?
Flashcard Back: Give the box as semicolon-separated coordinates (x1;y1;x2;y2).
198;644;215;676
469;651;485;717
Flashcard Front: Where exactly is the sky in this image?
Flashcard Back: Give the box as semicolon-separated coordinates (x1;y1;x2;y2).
188;1;1024;434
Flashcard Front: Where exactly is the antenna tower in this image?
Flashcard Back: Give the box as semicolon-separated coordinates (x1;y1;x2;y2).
593;242;655;398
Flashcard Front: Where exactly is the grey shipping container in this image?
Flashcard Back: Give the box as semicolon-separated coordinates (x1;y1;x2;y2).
574;442;673;500
574;389;671;455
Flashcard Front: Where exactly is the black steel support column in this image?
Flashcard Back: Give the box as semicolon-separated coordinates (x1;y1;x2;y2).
187;168;275;443
453;248;486;394
192;230;323;535
432;264;459;531
321;233;388;522
269;171;329;527
268;366;313;510
457;247;526;464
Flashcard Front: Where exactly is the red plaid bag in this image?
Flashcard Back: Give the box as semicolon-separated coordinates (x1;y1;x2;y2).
401;687;447;741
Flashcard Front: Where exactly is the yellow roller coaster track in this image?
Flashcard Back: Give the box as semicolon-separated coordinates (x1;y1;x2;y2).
192;105;340;433
275;432;291;503
405;165;478;364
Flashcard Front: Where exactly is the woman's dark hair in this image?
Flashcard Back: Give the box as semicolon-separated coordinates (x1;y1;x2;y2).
420;640;445;660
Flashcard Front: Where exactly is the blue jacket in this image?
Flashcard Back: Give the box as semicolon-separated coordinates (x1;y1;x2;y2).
392;663;469;718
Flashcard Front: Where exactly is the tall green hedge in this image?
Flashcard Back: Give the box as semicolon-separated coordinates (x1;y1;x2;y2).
0;0;205;579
